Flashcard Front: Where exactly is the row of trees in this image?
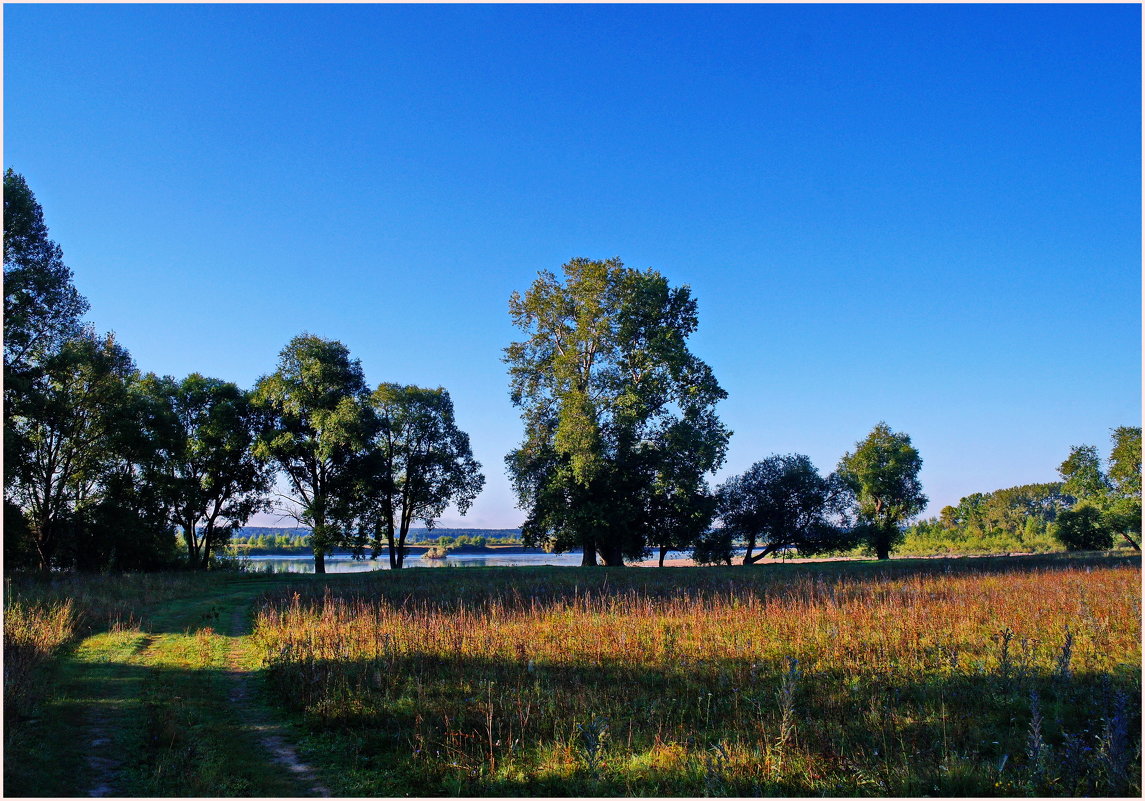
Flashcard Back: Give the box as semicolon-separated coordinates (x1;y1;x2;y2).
902;428;1141;554
4;170;484;572
7;174;1135;572
503;259;929;565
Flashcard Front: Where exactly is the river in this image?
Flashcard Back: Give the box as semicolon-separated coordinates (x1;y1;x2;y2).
243;550;698;573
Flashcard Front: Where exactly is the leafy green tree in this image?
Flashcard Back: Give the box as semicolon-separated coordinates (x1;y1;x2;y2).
252;334;372;574
356;384;484;568
505;258;729;566
4;170;90;516
70;459;177;572
715;454;855;565
5;331;136;570
1054;505;1113;551
140;373;272;569
691;527;735;566
1059;445;1110;501
1105;426;1142;550
3;169;89;375
836;422;927;560
1056;428;1141;550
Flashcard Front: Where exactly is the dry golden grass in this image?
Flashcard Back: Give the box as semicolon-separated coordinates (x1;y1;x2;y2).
252;555;1141;796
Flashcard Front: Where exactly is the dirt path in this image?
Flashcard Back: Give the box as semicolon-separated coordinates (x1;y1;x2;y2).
224;602;332;797
20;579;336;798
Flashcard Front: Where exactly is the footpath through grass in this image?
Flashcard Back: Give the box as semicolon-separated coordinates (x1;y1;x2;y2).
3;572;328;797
4;553;1142;797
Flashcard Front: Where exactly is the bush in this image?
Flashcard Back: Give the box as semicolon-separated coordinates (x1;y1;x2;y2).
1054;505;1113;551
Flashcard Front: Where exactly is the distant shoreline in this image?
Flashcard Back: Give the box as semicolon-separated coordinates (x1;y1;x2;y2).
236;544;547;558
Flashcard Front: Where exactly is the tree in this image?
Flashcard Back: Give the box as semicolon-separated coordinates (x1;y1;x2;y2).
1056;428;1141;550
140;373;272;569
1054;505;1113;551
357;384;485;569
1058;444;1110;501
4;170;90;513
5;331;136;571
641;422;722;567
252;334;371;574
715;454;854;565
3;169;89;375
836;422;927;560
505;258;729;566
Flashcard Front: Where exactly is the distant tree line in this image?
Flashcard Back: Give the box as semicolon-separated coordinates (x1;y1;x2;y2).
226;528;523;553
4;170;484;573
901;427;1141;555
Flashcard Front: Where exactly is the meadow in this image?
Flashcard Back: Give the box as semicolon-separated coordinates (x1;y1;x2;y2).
252;555;1141;796
4;554;1141;797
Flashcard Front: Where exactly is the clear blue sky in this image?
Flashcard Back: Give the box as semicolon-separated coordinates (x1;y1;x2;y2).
5;3;1140;529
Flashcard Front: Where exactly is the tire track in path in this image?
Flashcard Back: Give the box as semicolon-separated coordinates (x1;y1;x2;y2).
225;601;333;797
84;633;155;797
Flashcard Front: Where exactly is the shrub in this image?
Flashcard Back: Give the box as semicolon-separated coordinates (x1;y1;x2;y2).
1055;505;1114;551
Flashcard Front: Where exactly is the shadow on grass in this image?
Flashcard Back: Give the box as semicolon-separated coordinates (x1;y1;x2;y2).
257;644;1142;797
3;654;317;798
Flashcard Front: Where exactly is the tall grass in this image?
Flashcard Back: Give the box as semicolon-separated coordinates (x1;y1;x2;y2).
3;592;81;724
252;555;1141;795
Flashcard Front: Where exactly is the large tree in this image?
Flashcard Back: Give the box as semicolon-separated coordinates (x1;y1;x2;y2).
252;334;371;574
357;383;485;569
3;169;89;375
504;258;729;566
141;373;272;569
5;331;136;571
4;170;90;521
714;454;855;565
836;422;927;560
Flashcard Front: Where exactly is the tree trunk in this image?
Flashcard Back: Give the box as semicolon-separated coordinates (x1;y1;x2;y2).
396;521;409;569
183;524;200;568
659;545;667;567
36;529;53;573
314;548;326;574
383;521;398;570
875;539;890;560
581;535;597;566
598;541;625;567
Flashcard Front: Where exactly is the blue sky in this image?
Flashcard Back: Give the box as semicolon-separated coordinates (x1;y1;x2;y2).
5;3;1140;528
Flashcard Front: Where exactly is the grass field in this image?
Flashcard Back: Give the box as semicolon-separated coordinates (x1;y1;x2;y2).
4;553;1141;797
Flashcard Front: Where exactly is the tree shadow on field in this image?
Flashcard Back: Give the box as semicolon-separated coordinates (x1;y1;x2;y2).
260;640;1142;798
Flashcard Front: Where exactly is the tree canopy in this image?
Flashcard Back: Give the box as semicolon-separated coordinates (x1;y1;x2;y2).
252;334;372;574
836;422;927;560
712;454;854;565
6;331;139;570
1056;427;1141;550
140;373;272;568
356;383;485;568
3;168;89;375
504;258;729;566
